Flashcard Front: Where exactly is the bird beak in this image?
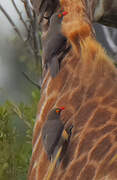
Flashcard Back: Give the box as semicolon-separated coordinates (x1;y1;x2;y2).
56;107;65;114
59;107;65;111
62;11;68;16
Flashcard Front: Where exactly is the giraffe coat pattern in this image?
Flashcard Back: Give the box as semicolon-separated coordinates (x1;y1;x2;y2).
28;0;117;179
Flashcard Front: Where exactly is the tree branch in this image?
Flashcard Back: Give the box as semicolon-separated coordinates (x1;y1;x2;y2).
0;1;42;76
0;3;24;41
22;72;41;89
11;0;29;32
21;0;42;68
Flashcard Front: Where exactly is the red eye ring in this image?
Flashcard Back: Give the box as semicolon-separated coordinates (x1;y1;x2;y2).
58;14;62;18
58;11;68;18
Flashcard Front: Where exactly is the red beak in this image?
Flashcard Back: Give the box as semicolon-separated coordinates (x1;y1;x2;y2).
62;11;68;16
59;106;65;110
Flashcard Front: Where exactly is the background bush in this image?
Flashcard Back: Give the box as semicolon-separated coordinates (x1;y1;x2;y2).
0;89;40;180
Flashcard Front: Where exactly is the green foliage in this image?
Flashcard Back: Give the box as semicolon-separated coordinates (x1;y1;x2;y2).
0;89;40;180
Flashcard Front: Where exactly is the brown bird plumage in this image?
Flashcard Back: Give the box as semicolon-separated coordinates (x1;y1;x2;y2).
43;12;70;78
42;107;72;165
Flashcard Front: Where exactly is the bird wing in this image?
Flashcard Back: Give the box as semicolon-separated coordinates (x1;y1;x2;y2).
42;120;64;159
43;33;67;64
51;34;67;56
49;56;60;77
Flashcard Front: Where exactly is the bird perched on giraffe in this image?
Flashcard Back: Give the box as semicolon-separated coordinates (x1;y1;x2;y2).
42;11;70;78
42;107;73;180
42;107;72;164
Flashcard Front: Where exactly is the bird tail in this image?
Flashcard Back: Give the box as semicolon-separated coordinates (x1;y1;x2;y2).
49;57;60;78
44;146;63;180
52;125;73;166
44;125;73;180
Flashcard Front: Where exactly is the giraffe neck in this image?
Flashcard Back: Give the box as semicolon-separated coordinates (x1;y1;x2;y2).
28;0;117;179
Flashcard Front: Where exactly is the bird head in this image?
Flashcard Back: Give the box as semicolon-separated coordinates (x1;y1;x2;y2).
57;11;68;19
50;11;68;26
55;106;65;114
47;107;65;120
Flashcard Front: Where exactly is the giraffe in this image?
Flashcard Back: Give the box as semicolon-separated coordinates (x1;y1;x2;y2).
28;0;117;179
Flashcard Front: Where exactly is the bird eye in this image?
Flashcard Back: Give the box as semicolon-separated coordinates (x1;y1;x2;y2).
56;110;60;113
58;14;62;18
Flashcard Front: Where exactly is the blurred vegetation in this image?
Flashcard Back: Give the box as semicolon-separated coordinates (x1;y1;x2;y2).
0;2;42;180
0;89;40;180
0;36;41;179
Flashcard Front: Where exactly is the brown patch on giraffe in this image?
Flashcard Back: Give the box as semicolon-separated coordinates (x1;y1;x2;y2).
63;155;87;180
78;164;96;180
77;130;97;156
74;100;98;127
69;86;85;111
98;124;117;136
46;68;68;96
86;81;99;100
90;107;111;127
111;102;117;109
95;77;114;98
95;146;117;180
102;85;117;105
77;123;117;157
90;135;112;161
